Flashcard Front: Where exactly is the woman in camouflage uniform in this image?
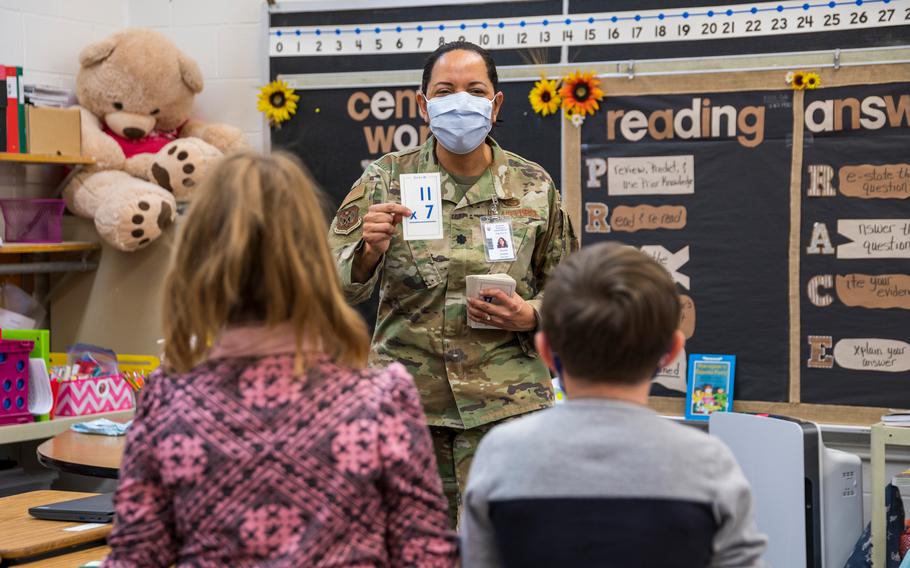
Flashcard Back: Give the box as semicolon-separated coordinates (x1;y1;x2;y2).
329;41;576;522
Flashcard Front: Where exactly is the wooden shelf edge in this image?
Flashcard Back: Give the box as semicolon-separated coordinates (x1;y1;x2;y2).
0;153;95;166
0;241;100;254
0;410;135;445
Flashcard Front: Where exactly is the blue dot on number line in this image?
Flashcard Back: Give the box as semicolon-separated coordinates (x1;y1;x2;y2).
335;29;341;35
439;24;446;30
658;13;665;19
520;20;526;26
588;17;595;23
315;29;320;35
751;6;758;13
375;27;381;33
395;26;401;32
355;27;361;34
707;10;714;16
482;22;488;28
726;9;733;15
543;19;549;25
828;1;835;6
777;5;784;11
276;30;282;36
803;3;810;9
565;18;572;25
417;25;423;31
498;22;505;28
682;12;690;18
460;23;466;29
295;30;301;36
635;14;641;21
856;0;863;5
611;15;618;22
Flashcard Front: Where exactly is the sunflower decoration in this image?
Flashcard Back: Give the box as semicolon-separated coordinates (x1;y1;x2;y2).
529;78;562;116
785;71;820;91
257;80;300;127
560;71;604;117
804;72;821;90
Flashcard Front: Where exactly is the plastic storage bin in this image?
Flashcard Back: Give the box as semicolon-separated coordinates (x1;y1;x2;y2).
0;339;35;425
0;199;66;243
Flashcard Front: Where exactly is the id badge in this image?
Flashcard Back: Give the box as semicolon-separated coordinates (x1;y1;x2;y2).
481;216;516;262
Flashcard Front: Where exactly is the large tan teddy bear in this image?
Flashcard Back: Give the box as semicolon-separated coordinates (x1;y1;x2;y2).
63;28;247;251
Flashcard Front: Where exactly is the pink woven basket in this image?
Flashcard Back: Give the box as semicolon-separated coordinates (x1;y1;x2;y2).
0;199;65;243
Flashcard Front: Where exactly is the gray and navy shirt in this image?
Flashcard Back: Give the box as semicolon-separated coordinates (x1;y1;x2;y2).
461;399;767;568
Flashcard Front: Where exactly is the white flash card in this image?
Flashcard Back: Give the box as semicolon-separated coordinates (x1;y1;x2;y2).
401;172;443;241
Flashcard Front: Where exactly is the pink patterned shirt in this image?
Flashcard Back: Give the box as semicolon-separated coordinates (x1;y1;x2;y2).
103;347;457;567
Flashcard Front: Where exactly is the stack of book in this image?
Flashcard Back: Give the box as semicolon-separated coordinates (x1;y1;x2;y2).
1;65;26;153
882;412;910;427
23;84;73;108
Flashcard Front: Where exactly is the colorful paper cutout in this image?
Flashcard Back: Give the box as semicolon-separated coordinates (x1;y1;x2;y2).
833;338;910;373
837;219;910;259
836;274;910;310
611;205;687;233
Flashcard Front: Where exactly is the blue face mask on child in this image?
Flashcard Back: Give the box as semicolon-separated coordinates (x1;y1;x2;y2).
425;91;493;155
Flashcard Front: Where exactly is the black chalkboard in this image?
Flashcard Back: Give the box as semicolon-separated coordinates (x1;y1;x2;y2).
800;81;910;408
580;89;795;402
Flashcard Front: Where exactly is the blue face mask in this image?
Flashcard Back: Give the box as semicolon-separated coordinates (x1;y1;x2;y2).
425;91;494;155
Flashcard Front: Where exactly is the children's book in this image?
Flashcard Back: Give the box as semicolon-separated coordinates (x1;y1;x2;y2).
685;354;736;421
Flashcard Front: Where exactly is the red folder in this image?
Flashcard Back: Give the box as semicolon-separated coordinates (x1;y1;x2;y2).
4;65;20;153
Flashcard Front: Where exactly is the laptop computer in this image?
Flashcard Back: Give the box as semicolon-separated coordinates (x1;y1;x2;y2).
28;493;114;523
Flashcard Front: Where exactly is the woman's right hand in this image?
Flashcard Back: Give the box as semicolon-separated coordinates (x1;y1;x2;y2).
362;203;412;257
352;203;412;283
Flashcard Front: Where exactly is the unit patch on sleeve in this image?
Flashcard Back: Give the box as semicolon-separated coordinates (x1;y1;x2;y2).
334;205;363;235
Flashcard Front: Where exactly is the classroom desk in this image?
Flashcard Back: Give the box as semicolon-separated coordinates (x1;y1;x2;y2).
17;545;109;567
37;431;125;479
0;491;110;566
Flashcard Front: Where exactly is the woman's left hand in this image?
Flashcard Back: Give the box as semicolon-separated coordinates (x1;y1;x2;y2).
467;289;537;332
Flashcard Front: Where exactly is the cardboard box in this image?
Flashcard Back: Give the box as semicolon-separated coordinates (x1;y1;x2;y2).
27;107;81;156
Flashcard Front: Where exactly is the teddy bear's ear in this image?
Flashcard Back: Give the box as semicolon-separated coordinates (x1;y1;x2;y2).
178;54;204;94
79;36;118;68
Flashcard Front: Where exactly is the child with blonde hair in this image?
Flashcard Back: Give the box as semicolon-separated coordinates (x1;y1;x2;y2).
104;151;457;567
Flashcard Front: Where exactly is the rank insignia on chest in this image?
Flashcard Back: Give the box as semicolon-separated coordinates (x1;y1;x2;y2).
334;205;363;235
500;197;521;208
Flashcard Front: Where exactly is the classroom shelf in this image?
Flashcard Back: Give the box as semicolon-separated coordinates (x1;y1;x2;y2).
870;423;910;568
0;410;134;445
0;242;100;255
0;153;95;166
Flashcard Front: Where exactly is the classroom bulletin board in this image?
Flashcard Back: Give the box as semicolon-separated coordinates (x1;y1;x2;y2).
267;0;910;425
565;64;910;424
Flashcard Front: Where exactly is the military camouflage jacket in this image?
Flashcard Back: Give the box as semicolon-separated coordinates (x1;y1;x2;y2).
328;137;577;429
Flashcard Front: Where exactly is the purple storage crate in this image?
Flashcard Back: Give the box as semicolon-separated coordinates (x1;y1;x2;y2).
0;199;66;243
0;340;34;426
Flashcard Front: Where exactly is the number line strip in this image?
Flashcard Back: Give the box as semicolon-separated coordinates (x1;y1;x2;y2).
271;0;896;36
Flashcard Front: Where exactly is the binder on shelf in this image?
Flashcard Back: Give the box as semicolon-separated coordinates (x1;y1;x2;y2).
0;67;7;152
4;65;19;153
14;67;26;153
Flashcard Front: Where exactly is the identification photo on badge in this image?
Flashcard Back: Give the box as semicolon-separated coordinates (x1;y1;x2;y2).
401;172;443;240
482;217;516;262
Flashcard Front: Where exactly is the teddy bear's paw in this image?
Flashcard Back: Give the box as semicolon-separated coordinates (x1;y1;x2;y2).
149;138;222;201
95;190;177;252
